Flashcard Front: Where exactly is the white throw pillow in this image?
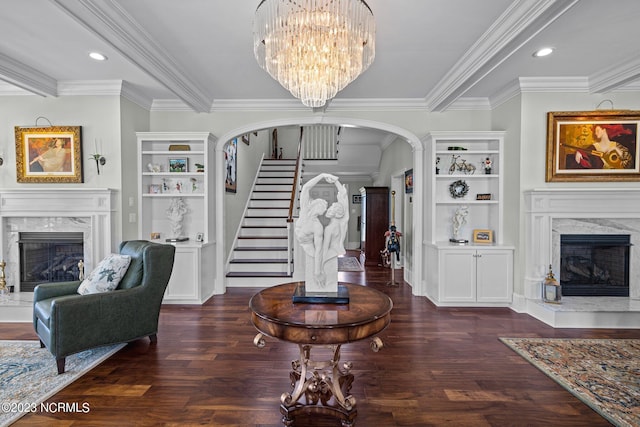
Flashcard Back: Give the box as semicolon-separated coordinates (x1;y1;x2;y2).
77;254;132;295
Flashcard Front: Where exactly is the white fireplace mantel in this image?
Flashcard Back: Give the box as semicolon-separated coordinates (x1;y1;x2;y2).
524;188;640;300
0;188;115;293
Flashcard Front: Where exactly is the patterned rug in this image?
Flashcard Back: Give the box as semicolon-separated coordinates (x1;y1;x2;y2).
0;340;125;427
500;338;640;427
338;256;364;272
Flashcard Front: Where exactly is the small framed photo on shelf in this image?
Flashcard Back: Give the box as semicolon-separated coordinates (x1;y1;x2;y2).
148;184;162;194
168;158;188;172
476;193;492;200
472;229;493;244
195;232;204;242
150;232;161;240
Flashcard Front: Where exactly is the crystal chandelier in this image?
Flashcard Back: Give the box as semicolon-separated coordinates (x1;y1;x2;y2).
253;0;375;108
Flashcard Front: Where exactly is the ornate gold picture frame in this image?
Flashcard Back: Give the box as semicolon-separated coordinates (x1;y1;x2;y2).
15;125;83;183
546;110;640;182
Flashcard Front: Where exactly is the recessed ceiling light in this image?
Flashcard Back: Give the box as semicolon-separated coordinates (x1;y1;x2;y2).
89;52;108;61
533;47;554;57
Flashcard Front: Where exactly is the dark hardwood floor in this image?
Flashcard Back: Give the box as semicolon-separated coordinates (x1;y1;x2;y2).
2;252;638;426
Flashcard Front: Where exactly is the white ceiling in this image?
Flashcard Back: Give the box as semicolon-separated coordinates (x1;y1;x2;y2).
1;0;639;114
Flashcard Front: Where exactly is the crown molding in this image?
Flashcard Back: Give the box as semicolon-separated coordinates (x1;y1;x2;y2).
425;0;579;112
52;0;212;112
446;97;492;111
120;81;154;110
489;79;522;109
150;98;193;112
328;98;428;111
0;52;57;97
56;80;152;109
614;80;640;91
207;98;429;113
210;99;305;112
589;54;640;93
58;80;124;96
0;81;33;96
519;76;589;92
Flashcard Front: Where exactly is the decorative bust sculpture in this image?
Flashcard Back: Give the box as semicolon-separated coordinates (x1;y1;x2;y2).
295;173;349;293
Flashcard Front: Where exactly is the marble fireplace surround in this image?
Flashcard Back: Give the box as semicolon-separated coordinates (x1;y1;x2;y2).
524;188;640;298
522;189;640;328
0;189;114;293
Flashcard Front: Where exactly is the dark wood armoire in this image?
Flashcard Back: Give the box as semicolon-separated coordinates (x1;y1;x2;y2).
359;186;389;267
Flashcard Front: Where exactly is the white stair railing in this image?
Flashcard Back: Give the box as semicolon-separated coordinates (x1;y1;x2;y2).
302;125;339;160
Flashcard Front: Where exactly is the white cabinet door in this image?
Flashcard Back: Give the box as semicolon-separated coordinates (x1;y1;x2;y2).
440;250;476;302
476;250;513;303
165;246;199;302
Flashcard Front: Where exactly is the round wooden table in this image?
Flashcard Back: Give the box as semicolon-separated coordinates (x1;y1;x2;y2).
249;282;392;427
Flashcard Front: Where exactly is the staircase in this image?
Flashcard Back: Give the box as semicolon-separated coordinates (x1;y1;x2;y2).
226;158;297;287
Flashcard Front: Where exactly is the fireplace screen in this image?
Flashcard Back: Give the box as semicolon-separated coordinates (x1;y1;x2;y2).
19;232;84;292
560;234;630;296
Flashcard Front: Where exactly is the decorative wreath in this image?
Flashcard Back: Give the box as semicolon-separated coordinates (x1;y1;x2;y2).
449;180;469;198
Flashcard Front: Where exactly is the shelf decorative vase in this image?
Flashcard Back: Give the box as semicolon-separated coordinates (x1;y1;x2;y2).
542;264;561;304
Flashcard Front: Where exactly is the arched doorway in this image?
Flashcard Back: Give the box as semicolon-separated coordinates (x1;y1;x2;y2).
213;117;424;296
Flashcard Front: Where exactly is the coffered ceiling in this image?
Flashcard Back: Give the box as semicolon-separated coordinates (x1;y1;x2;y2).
1;0;639;113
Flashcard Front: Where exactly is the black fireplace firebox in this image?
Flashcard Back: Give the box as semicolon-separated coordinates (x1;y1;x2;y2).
19;232;84;292
560;234;631;297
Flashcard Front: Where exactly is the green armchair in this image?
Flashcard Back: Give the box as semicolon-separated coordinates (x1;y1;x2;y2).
33;240;176;374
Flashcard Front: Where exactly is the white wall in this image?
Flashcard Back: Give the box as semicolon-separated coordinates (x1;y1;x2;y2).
224;129;271;256
492;95;523;293
0;95;125;250
515;91;640;299
120;97;150;240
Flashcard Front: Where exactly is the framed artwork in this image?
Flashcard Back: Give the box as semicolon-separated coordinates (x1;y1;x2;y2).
352;195;362;204
404;169;413;193
546;110;640;182
14;125;83;183
225;138;237;193
472;229;493;244
168;158;188;172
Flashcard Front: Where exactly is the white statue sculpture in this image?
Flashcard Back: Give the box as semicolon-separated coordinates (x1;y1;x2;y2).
166;197;189;238
451;205;469;243
295;173;349;293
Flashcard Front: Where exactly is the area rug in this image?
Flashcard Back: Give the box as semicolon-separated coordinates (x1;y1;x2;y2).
338;256;364;272
0;340;125;427
500;338;640;427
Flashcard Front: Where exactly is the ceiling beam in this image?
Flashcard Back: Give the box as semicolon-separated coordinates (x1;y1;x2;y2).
52;0;212;113
589;54;640;94
425;0;579;112
0;52;57;97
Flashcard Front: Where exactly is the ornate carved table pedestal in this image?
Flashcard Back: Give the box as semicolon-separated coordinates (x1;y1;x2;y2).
249;282;392;427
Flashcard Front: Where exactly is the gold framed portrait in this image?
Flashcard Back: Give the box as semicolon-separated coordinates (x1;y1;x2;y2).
546;110;640;182
15;125;83;183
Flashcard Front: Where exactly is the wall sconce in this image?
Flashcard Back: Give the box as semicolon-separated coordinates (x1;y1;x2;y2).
90;138;106;174
90;153;106;175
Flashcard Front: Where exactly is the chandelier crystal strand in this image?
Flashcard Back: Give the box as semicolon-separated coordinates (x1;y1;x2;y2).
254;0;375;107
